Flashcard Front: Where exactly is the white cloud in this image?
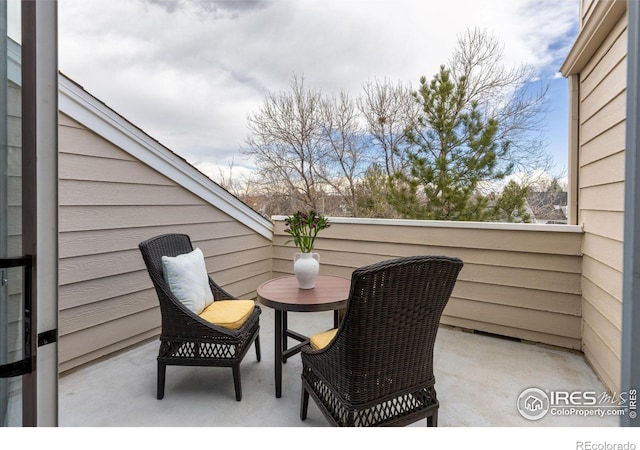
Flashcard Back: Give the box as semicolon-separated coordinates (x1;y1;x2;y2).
58;0;579;174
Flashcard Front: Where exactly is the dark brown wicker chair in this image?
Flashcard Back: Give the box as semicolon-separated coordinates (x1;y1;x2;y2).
300;255;463;426
138;233;261;401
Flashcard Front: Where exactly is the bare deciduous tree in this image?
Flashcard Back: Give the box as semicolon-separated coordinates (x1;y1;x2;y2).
215;157;254;201
243;75;373;216
317;92;368;216
242;74;326;213
358;78;417;178
449;27;554;174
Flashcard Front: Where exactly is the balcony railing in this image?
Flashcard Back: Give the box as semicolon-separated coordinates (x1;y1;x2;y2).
273;217;584;351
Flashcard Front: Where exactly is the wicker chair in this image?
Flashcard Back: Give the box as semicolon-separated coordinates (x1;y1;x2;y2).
138;233;261;401
300;255;463;426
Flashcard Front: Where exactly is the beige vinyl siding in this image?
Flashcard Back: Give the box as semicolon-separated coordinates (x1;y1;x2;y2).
273;218;583;350
581;0;597;27
5;81;22;367
7;82;21;255
577;11;627;392
58;113;272;372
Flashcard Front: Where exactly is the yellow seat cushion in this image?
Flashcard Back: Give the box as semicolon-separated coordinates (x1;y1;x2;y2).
198;300;255;330
310;328;338;350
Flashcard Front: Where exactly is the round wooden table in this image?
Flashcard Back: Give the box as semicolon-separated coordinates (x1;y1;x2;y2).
257;275;350;398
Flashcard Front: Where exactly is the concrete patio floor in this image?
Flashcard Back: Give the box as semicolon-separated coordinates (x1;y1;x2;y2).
59;306;619;427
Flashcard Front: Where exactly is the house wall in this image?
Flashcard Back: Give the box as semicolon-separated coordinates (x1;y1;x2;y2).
58;112;272;372
5;81;22;367
582;0;598;27
563;0;628;393
577;10;628;393
272;217;584;350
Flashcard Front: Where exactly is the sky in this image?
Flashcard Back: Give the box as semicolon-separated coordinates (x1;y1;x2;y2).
57;0;580;184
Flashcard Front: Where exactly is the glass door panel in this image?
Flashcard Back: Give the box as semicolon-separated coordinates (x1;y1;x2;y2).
0;0;25;427
1;266;26;427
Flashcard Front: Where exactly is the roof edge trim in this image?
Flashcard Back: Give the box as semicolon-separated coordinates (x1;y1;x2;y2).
561;0;627;76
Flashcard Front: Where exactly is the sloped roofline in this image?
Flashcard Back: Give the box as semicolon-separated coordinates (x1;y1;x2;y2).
560;0;627;76
58;72;273;240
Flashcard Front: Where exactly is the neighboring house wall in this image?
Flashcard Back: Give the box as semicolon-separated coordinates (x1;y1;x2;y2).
58;111;272;372
5;81;21;367
562;0;628;393
272;217;584;350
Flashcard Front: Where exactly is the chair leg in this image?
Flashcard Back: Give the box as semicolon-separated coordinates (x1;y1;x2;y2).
232;365;242;401
157;361;166;400
300;384;309;420
427;410;438;427
255;335;261;362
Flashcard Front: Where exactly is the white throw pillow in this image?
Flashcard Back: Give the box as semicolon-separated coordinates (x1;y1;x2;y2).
161;247;214;315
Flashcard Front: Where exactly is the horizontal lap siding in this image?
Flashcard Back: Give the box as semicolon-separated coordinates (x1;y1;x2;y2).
577;12;627;393
272;218;583;350
58;113;271;372
581;0;596;27
4;83;22;374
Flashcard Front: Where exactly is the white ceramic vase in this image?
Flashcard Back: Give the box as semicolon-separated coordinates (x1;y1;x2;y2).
293;252;320;289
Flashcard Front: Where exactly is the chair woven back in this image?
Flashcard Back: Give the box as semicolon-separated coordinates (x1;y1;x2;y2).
301;255;463;426
139;234;200;332
338;255;462;402
139;233;193;292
